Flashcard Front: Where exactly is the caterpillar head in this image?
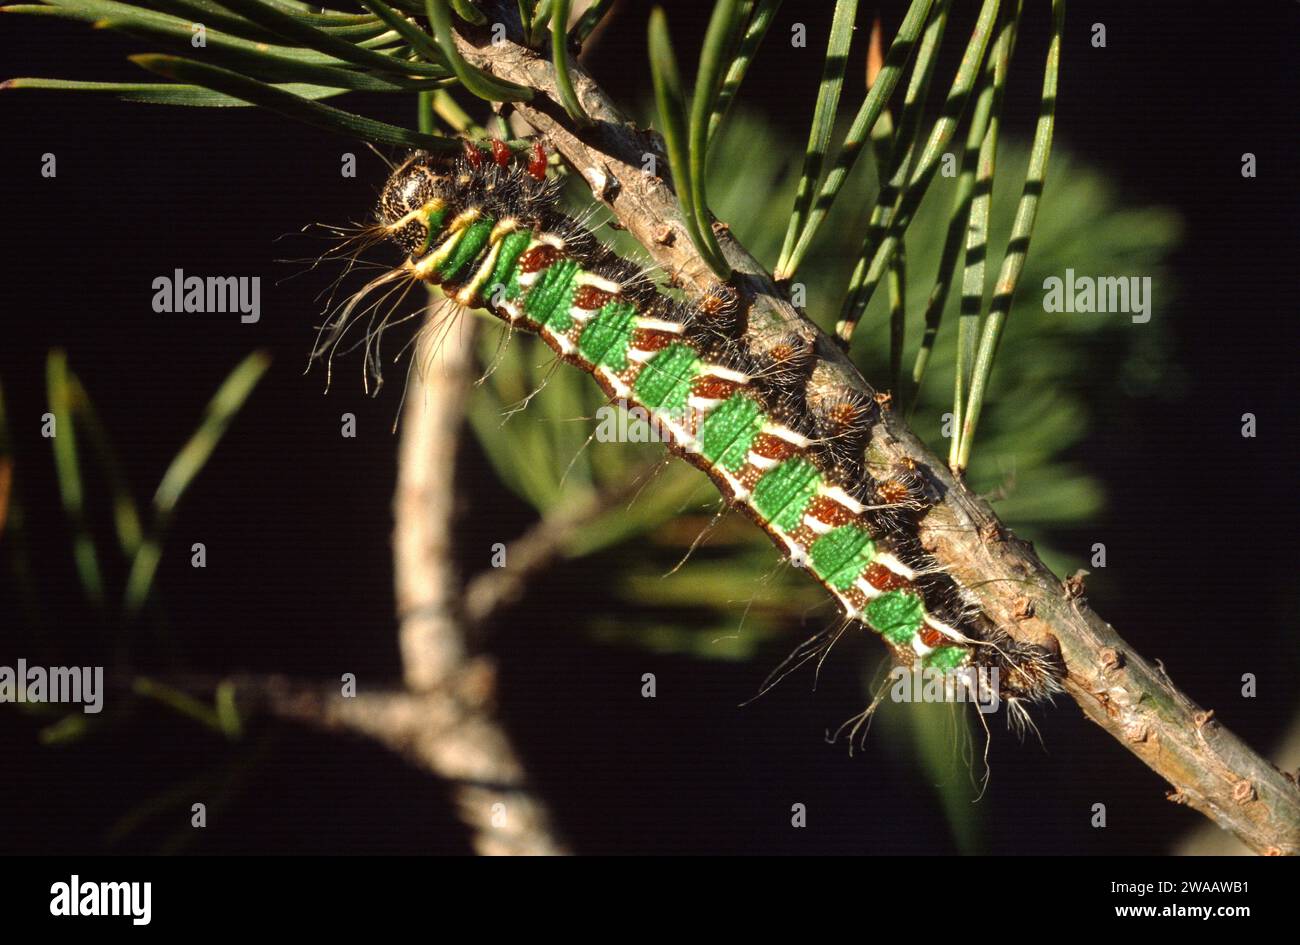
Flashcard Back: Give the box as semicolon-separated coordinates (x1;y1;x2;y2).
376;152;461;258
376;141;553;259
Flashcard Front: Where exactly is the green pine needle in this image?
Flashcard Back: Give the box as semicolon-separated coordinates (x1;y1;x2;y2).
449;0;485;25
46;351;105;607
909;6;1018;414
125;352;271;616
707;0;781;144
949;2;1018;462
569;0;613;47
648;5;729;279
776;0;859;281
954;0;1062;473
775;0;934;280
214;0;447;75
838;0;1001;338
551;0;590;125
427;0;535;101
1;76;348;106
686;0;741;278
130;54;460;149
359;0;445;66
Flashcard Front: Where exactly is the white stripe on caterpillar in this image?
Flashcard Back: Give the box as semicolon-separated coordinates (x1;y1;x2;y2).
545;328;576;356
575;272;623;294
817;484;865;515
716;466;750;502
855;577;883;600
875;553;917;581
801;514;834;535
924;615;971;643
687;396;725;411
699;365;752;385
635;317;686;335
595;366;631;398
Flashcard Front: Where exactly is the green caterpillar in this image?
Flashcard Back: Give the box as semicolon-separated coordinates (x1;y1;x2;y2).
318;140;1063;719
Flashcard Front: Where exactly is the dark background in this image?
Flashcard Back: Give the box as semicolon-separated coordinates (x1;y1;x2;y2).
1;1;1296;854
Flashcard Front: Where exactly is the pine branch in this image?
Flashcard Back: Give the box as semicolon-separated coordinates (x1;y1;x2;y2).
390;316;567;854
137;670;567;855
451;1;1300;855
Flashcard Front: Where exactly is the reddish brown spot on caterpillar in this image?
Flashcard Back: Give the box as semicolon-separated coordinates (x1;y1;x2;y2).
698;285;738;320
749;433;801;462
573;284;614;310
769;343;798;364
876;479;913;505
463;140;485;168
919;624;945;649
691;374;742;401
826;400;866;430
490;138;511;168
631;328;679;352
805;495;856;527
528;142;547;181
519;244;561;274
864;562;911;592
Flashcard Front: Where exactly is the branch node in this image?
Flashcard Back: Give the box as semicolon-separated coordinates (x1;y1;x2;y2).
1123;721;1151;744
585;162;619;202
1233;779;1257;804
1099;647;1125;674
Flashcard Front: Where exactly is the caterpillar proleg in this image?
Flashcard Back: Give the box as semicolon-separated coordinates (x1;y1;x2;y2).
317;141;1065;717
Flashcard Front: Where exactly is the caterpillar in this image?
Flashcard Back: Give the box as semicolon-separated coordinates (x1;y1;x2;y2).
317;140;1064;724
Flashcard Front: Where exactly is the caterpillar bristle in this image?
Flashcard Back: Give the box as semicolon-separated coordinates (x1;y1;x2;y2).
312;138;1066;724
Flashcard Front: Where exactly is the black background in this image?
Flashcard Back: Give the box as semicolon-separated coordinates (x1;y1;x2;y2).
1;1;1297;855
